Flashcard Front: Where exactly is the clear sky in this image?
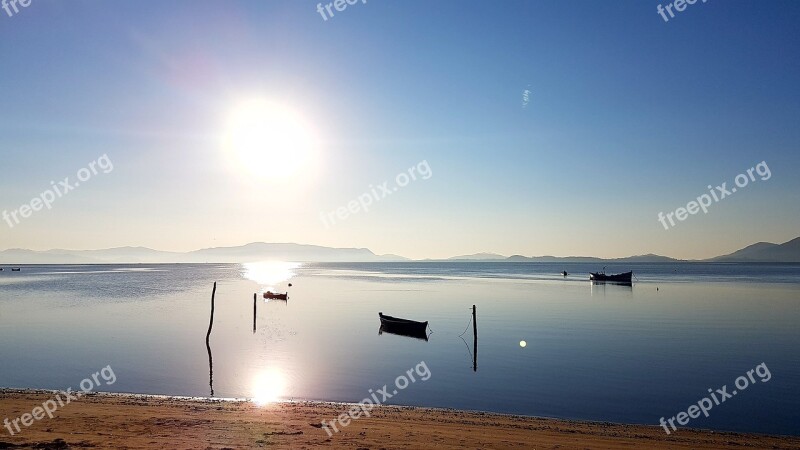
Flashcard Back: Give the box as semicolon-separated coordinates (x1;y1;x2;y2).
1;0;798;260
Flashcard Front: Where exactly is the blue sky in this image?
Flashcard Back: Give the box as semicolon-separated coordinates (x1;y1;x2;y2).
1;0;798;259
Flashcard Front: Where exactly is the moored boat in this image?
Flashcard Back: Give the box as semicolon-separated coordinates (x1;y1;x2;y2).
589;271;632;283
378;312;428;336
263;291;288;300
11;268;20;272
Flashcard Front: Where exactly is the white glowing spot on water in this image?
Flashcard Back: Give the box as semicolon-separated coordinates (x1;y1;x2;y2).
520;340;527;348
242;261;300;290
252;369;287;406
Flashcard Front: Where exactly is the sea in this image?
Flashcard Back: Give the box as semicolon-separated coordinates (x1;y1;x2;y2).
0;262;798;435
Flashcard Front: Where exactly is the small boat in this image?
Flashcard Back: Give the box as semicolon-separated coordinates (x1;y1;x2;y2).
378;313;428;336
263;291;288;300
561;271;568;277
11;268;20;272
589;270;632;283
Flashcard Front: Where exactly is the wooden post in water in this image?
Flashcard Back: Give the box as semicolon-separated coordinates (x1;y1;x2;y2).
206;282;216;343
206;282;216;396
472;304;478;372
253;293;257;334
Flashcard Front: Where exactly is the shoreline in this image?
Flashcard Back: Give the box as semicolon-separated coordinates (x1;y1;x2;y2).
3;388;795;439
2;389;799;449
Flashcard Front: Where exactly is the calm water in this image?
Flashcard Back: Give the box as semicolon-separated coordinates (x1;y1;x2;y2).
0;262;798;436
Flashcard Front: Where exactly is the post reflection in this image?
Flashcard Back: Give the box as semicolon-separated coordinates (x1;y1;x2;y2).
207;341;214;397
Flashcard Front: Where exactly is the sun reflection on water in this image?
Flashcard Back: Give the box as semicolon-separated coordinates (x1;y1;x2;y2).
242;261;300;290
251;369;287;406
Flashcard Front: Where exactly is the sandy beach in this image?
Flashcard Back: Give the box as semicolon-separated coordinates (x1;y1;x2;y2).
1;390;798;449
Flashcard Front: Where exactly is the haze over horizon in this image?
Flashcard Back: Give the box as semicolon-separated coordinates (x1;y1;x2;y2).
2;235;799;263
1;1;799;260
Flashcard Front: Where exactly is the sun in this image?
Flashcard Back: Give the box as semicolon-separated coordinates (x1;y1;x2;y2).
222;99;318;178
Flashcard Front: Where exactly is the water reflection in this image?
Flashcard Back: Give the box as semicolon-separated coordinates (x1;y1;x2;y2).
590;281;634;296
378;324;429;341
251;369;287;405
207;341;214;397
242;261;300;290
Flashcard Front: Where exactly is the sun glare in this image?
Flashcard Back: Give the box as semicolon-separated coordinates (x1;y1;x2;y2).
222;100;318;178
242;261;300;290
252;369;287;406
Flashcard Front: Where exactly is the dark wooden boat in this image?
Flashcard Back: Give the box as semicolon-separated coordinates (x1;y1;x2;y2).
378;313;428;336
11;268;20;272
263;291;288;300
589;271;632;283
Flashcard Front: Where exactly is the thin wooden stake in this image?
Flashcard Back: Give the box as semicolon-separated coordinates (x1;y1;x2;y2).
472;305;478;372
206;282;216;344
206;282;216;396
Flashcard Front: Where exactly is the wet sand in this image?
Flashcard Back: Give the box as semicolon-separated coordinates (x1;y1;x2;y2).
1;389;799;449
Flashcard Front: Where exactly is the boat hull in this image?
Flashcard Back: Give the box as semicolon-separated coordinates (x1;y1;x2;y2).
263;292;288;300
589;271;633;283
378;313;428;337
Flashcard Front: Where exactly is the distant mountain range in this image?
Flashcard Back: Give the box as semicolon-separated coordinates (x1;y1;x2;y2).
447;253;507;261
709;237;800;263
0;243;408;264
1;237;798;264
503;253;679;263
